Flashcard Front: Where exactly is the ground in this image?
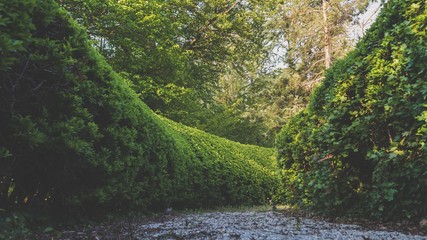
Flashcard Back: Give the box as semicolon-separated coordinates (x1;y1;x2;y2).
37;208;427;240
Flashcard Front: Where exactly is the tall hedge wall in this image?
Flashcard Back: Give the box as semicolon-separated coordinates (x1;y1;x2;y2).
276;0;427;221
0;0;278;217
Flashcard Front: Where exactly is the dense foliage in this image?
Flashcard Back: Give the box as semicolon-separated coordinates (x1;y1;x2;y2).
0;0;278;228
55;0;375;147
276;0;427;221
215;0;374;145
58;0;275;142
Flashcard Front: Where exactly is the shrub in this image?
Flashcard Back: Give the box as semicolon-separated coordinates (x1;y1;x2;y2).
0;0;278;221
276;0;427;221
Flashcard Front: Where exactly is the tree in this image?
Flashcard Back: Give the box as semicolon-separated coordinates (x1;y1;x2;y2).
204;59;276;146
276;0;370;87
244;0;373;137
58;0;274;129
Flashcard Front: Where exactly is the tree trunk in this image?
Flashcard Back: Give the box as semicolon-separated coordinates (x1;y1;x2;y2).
322;0;331;69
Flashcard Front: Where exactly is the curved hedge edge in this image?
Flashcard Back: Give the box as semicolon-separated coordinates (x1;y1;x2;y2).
0;0;280;223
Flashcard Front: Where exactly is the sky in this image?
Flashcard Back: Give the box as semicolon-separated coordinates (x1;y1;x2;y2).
349;1;382;40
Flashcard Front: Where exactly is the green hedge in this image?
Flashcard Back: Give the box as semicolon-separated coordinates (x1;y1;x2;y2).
162;117;278;207
0;0;278;219
276;0;427;221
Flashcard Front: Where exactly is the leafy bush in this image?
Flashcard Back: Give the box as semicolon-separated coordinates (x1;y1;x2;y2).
276;0;427;221
0;0;278;222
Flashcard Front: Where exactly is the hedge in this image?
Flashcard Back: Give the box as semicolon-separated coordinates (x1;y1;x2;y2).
0;0;278;220
276;0;427;221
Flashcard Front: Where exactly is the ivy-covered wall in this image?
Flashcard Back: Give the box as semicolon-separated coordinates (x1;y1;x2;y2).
276;0;427;220
0;0;278;218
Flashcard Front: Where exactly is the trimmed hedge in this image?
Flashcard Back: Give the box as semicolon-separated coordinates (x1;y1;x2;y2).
162;117;278;207
0;0;278;218
276;0;427;220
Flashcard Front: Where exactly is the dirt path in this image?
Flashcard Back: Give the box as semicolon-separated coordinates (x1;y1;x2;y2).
43;210;427;240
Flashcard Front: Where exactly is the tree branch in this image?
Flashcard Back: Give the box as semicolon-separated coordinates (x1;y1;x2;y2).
187;0;241;49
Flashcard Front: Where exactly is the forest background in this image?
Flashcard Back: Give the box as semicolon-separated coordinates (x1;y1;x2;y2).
59;0;380;147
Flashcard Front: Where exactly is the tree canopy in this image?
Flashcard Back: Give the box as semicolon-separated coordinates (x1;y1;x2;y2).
58;0;273;130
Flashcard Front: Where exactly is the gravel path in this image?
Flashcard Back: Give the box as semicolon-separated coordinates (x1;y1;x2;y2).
53;211;427;240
